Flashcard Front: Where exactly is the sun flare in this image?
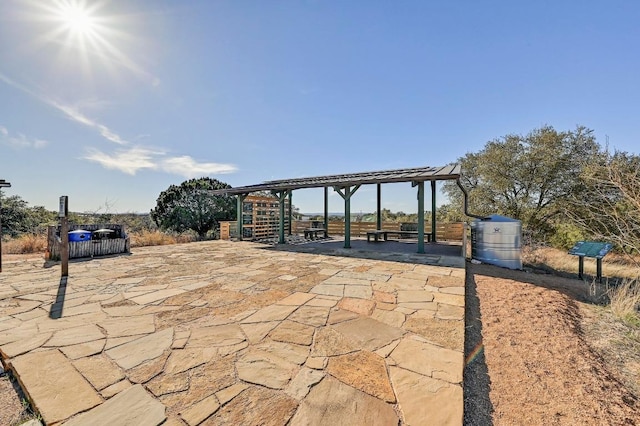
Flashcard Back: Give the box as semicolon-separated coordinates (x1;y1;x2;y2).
21;0;159;85
58;3;96;36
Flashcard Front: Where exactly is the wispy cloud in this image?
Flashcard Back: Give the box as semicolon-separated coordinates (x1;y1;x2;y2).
160;156;237;178
83;147;161;175
83;147;237;178
0;125;49;149
0;72;127;145
52;101;127;145
1;73;237;179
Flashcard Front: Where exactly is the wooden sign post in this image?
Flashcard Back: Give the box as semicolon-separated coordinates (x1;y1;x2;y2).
59;196;69;277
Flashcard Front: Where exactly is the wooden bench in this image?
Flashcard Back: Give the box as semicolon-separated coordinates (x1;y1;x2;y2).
304;228;328;240
366;230;432;242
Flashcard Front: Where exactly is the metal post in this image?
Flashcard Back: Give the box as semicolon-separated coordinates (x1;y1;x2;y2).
334;185;360;249
323;187;329;234
236;194;246;241
0;180;11;273
578;256;584;280
271;190;288;244
431;180;437;243
417;181;425;254
376;183;382;231
287;190;292;236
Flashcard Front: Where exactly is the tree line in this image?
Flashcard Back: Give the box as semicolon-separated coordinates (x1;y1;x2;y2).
440;125;640;260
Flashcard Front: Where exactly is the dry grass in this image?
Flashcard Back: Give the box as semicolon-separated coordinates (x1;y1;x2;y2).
609;278;640;327
522;245;640;281
1;234;47;254
128;230;195;247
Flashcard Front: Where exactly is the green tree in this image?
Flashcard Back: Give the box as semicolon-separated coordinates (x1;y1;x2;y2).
565;150;640;261
150;177;236;240
0;192;30;238
442;125;601;239
0;192;56;237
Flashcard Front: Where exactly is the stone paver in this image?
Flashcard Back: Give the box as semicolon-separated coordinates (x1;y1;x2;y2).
390;366;463;426
11;349;102;425
106;328;174;369
0;239;465;425
290;376;399;425
62;384;166;426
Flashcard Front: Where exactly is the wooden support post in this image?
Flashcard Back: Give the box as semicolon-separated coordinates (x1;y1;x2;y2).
61;216;69;277
596;258;603;283
59;195;69;277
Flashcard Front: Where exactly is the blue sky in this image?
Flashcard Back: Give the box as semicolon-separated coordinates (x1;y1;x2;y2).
1;1;639;215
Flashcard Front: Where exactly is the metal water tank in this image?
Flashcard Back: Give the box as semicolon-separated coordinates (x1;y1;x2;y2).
471;214;522;269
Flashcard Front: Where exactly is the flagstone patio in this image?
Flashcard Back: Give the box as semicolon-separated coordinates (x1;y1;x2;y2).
0;240;465;425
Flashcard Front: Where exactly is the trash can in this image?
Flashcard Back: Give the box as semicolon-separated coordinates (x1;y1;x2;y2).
68;229;91;242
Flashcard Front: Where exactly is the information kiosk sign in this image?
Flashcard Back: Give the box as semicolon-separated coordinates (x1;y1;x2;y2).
568;241;613;281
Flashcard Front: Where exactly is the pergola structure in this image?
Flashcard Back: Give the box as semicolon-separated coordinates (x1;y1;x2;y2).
210;164;471;254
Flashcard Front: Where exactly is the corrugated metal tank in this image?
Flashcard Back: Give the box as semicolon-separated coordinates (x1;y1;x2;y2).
471;214;522;269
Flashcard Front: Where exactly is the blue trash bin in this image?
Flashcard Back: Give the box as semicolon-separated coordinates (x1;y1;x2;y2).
69;229;91;242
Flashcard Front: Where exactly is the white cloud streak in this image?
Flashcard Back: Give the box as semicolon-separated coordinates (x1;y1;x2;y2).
0;72;127;145
51;101;128;145
1;73;237;179
160;156;237;178
83;147;237;178
83;147;161;175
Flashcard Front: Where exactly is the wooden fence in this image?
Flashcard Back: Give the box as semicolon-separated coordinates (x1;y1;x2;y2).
47;224;130;260
219;221;465;241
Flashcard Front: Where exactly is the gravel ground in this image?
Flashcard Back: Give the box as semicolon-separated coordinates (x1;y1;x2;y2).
464;261;638;425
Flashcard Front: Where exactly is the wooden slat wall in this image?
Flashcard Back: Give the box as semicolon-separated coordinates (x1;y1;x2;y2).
291;221;465;241
211;220;465;242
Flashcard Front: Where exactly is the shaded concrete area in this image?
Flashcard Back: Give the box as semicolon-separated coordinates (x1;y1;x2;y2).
265;237;465;267
0;240;465;425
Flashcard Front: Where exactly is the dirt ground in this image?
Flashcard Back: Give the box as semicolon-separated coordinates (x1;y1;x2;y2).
0;370;33;426
464;262;639;425
2;253;639;425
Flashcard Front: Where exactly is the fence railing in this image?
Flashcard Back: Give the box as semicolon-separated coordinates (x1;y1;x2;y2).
220;220;465;241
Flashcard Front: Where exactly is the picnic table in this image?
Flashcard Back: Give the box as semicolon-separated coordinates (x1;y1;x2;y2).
304;228;328;240
366;230;432;243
